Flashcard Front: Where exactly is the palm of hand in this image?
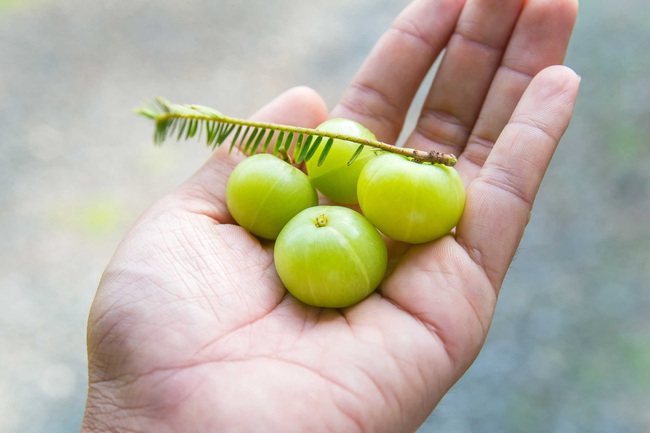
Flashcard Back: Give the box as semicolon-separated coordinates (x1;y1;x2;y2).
83;1;580;432
87;179;489;432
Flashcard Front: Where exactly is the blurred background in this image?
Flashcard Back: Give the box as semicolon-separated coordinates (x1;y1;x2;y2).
1;0;648;431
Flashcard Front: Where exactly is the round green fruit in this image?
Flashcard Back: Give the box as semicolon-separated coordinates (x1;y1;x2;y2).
305;118;378;205
357;153;466;244
274;205;387;308
226;153;317;240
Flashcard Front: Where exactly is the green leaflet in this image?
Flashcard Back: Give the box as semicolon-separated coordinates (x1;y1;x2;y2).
318;138;334;167
347;144;365;166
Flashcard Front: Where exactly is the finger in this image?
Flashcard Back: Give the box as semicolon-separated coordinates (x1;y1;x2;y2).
456;0;579;183
330;0;465;143
405;0;526;156
456;65;580;290
175;86;329;223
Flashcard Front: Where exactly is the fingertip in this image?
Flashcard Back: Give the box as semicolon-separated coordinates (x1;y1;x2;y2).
251;85;329;128
536;64;580;81
565;0;579;21
530;65;581;107
287;85;329;112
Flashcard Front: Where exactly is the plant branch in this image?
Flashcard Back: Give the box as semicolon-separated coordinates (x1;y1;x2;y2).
136;97;457;166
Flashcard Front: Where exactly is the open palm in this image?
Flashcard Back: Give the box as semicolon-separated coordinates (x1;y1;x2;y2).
82;1;580;432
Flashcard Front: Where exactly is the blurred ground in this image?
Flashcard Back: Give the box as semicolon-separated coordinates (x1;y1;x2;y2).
1;0;648;432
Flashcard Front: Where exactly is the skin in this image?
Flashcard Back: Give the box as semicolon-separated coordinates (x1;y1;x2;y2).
82;0;581;432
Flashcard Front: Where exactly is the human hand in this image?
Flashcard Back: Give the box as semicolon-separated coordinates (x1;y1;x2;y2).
81;1;580;432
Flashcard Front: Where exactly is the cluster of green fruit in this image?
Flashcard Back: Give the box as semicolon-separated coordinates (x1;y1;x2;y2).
226;119;466;308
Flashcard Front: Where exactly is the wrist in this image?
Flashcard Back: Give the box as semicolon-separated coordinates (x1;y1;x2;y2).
81;381;144;433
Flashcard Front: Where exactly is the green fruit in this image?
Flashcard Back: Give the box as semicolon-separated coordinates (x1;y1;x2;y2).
357;153;465;244
274;206;387;308
226;153;317;240
305;118;378;204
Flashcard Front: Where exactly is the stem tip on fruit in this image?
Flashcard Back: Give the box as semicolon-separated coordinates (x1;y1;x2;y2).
315;214;329;227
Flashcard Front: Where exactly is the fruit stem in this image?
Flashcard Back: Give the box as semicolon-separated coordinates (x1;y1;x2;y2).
315;214;328;227
277;147;293;164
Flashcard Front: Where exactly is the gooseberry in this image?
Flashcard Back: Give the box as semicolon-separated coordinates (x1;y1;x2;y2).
305;118;378;205
357;153;465;244
226;153;317;240
274;205;387;308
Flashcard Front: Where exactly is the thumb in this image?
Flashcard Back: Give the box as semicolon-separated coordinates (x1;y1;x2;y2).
172;86;329;222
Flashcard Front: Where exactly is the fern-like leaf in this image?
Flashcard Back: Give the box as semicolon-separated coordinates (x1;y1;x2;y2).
135;97;458;166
